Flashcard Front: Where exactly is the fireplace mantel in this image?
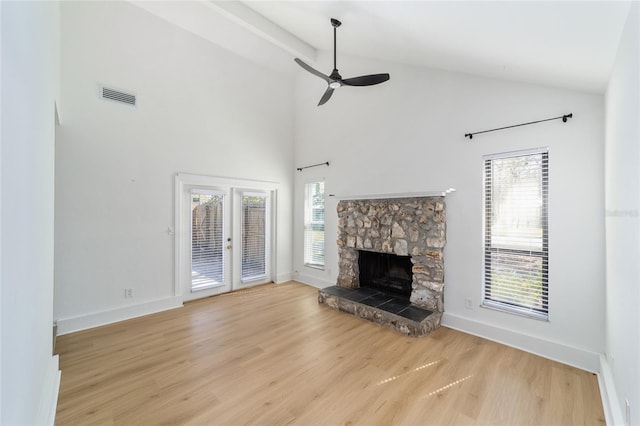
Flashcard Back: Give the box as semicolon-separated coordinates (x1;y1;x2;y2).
328;188;455;201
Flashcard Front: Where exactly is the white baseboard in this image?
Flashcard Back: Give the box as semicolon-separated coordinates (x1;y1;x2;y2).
598;354;625;426
57;296;183;335
36;355;60;426
441;312;601;373
276;272;293;283
293;272;334;289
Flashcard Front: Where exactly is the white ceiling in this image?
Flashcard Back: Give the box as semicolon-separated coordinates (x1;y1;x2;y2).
134;1;632;94
237;1;631;94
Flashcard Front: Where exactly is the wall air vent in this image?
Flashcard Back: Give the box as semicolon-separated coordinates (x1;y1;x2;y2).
101;86;136;106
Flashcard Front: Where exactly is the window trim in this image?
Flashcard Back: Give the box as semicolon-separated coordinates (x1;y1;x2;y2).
303;180;325;270
481;147;549;320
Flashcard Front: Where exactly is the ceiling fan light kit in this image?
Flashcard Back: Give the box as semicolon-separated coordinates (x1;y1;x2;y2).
295;18;390;106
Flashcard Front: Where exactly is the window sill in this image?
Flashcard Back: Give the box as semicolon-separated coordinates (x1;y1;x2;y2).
304;263;324;271
481;300;549;322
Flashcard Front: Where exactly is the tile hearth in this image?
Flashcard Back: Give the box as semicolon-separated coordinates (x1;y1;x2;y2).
318;285;440;337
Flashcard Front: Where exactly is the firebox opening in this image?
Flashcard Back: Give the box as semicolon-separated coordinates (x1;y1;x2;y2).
358;250;412;298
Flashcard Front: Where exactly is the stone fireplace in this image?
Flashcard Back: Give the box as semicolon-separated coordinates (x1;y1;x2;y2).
318;196;446;336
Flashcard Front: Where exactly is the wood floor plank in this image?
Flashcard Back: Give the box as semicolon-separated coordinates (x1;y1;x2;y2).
55;282;605;425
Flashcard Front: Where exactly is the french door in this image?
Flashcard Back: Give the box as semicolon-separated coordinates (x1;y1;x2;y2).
176;174;276;301
234;191;271;290
187;188;232;299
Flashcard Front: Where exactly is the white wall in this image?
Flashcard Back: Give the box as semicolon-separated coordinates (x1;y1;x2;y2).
294;52;605;372
54;2;294;331
1;1;60;424
605;2;640;425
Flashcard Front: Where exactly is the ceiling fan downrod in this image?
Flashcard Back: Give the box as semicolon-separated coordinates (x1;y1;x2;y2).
293;17;390;106
331;18;341;72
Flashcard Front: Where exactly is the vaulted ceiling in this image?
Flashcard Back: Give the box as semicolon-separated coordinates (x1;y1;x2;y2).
133;1;632;94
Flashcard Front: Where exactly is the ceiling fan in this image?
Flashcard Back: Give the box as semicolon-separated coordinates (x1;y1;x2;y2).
295;18;390;106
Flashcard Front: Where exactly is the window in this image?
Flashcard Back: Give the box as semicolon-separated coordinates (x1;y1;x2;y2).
483;148;549;319
304;181;325;268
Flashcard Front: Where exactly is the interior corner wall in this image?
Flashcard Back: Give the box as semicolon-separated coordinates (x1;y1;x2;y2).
293;52;605;372
1;1;60;424
605;2;640;424
54;2;294;328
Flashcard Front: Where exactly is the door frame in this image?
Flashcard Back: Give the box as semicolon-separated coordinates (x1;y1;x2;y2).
174;173;279;300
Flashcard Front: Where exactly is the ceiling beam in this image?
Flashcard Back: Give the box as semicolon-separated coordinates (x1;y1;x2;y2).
206;1;316;62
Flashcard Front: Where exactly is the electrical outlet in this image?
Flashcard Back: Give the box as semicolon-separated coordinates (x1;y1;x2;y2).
625;399;630;426
465;298;473;310
124;288;134;298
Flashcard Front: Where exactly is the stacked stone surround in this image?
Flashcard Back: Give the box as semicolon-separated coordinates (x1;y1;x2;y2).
328;196;447;333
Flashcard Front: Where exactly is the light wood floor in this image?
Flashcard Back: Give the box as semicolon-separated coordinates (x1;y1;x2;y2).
56;282;605;425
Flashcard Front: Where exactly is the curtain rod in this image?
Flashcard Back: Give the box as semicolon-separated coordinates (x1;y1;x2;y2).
465;113;572;140
296;161;329;172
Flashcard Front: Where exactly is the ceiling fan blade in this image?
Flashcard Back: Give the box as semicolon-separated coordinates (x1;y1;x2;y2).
318;87;334;106
295;58;332;83
341;73;390;86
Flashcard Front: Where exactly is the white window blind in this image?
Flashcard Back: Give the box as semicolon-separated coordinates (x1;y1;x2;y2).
191;190;225;290
304;181;325;268
241;193;267;282
483;148;549;319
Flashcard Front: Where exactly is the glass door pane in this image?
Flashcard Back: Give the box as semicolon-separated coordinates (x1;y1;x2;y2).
241;193;267;282
191;190;226;291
